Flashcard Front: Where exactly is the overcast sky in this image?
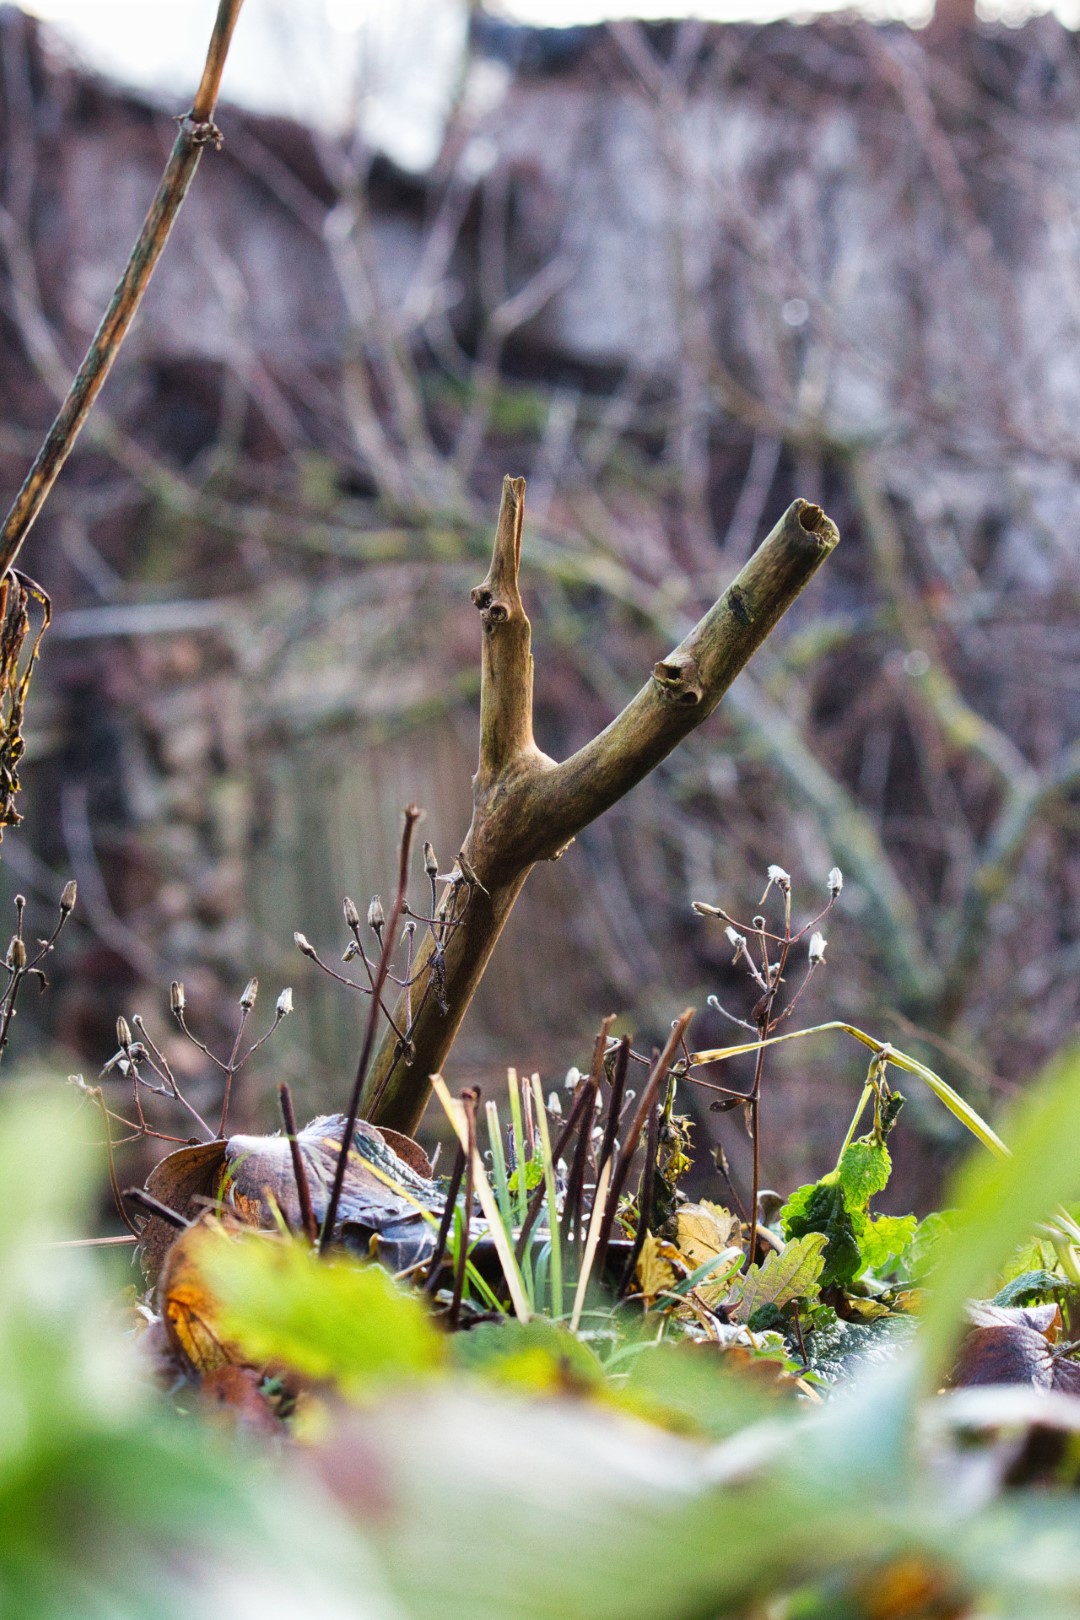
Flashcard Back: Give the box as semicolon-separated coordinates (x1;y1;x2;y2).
23;0;1061;168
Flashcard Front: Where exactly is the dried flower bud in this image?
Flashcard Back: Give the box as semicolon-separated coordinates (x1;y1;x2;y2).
116;1015;133;1049
808;932;827;966
367;896;385;932
343;896;361;930
724;926;747;952
692;901;724;917
59;880;77;914
766;864;791;891
827;866;843;898
8;935;26;970
423;841;439;878
294;931;317;959
170;980;186;1015
276;987;294;1017
239;976;259;1011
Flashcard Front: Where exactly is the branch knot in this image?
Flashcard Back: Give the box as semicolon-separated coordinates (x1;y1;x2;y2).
652;653;704;706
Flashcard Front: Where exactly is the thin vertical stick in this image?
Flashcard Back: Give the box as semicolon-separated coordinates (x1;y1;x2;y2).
449;1087;479;1326
430;1074;531;1321
593;1011;693;1286
278;1082;317;1244
570;1158;612;1333
92;1086;140;1237
595;1035;630;1187
0;0;247;577
423;1141;466;1296
620;1101;660;1294
321;805;420;1253
530;1074;562;1315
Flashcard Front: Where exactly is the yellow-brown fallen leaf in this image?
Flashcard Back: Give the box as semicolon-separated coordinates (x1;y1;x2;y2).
675;1201;741;1269
635;1230;681;1304
157;1213;258;1376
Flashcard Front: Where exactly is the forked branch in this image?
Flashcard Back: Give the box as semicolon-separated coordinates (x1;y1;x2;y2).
361;477;839;1133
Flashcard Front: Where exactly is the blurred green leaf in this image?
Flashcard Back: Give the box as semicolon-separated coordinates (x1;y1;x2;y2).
920;1041;1080;1384
198;1226;445;1398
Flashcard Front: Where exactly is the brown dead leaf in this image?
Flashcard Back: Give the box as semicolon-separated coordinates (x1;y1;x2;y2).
140;1139;228;1281
951;1325;1055;1389
222;1113;442;1238
157;1213;253;1376
139;1114;441;1282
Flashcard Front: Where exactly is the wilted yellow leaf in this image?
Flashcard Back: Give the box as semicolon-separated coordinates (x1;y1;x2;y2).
635;1231;680;1304
676;1202;741;1269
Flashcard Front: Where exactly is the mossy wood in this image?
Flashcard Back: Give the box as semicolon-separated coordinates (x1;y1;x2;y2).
362;477;838;1133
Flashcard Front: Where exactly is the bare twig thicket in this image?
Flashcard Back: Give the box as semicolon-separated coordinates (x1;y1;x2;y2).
0;13;1076;1163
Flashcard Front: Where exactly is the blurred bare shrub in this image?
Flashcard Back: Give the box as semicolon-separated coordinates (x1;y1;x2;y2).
0;7;1076;1197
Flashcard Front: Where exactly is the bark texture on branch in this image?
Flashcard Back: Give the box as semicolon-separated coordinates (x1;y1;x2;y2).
361;477;838;1133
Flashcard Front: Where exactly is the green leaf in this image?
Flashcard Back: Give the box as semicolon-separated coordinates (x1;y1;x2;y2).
851;1212;917;1274
782;1178;862;1288
732;1233;828;1319
507;1155;545;1195
892;1210;957;1284
198;1228;445;1398
992;1270;1065;1308
451;1319;603;1393
919;1040;1080;1385
620;1342;781;1441
838;1138;891;1210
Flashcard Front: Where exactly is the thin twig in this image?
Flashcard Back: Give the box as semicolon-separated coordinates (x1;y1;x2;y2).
320;804;420;1253
278;1082;317;1244
0;0;246;578
449;1087;479;1326
423;1141;466;1296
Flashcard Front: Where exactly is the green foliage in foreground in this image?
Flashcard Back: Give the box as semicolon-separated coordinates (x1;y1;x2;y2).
5;1041;1080;1620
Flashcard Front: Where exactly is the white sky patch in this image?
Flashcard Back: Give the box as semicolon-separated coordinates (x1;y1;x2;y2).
20;0;1077;168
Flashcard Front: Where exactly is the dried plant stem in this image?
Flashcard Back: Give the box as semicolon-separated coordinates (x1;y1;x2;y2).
423;1141;466;1295
277;1082;317;1244
449;1087;479;1326
593;1010;693;1287
320;805;420;1254
0;0;246;578
362;480;837;1133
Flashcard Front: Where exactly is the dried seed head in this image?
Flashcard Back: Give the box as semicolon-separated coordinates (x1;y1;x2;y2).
116;1015;133;1049
170;980;186;1015
367;896;385;932
239;976;259;1011
766;864;791;892
59;880;77;914
343;896;361;930
564;1066;581;1091
547;1091;563;1116
724;926;747;953
808;932;827;966
423;841;439;877
294;931;317;959
827;866;843;898
13;894;25;911
8;936;26;970
276;987;294;1017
